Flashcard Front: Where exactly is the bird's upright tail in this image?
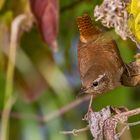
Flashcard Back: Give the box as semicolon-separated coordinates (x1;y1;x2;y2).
77;14;100;43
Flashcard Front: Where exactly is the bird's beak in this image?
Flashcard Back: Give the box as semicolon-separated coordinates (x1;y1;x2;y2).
77;87;87;97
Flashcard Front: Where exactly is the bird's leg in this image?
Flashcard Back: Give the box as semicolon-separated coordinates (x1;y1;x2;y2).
88;95;93;110
123;63;131;77
83;95;93;120
121;53;140;86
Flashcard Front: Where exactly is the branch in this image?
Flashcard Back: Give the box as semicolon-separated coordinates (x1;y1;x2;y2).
46;95;91;122
115;121;140;139
115;107;140;118
60;126;89;136
0;95;91;123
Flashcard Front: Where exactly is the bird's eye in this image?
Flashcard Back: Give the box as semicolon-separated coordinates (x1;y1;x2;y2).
92;81;98;87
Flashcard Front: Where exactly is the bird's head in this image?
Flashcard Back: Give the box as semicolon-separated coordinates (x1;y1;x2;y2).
79;67;110;96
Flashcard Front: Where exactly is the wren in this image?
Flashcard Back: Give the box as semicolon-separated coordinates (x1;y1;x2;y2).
77;14;140;97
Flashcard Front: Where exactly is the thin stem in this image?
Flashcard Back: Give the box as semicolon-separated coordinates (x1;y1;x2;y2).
60;126;89;135
0;15;27;140
44;95;91;122
115;121;140;139
115;108;140;118
0;95;91;123
128;121;140;127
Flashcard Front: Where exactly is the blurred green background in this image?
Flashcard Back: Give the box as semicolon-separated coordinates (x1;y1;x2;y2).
0;0;140;140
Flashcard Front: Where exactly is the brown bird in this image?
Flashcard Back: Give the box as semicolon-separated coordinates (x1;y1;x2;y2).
76;14;140;106
77;14;124;96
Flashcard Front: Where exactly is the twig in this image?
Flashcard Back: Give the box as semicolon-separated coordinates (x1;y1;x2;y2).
113;107;140;139
115;121;140;139
104;107;140;140
128;121;140;127
115;125;129;139
60;126;89;136
0;100;140;126
60;0;85;13
0;14;30;140
44;95;91;122
115;107;140;118
0;95;91;123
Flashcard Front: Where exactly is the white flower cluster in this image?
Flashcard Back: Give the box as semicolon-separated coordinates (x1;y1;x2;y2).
94;0;129;40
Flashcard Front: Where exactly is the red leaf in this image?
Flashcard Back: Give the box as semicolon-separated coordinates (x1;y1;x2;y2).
30;0;59;51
